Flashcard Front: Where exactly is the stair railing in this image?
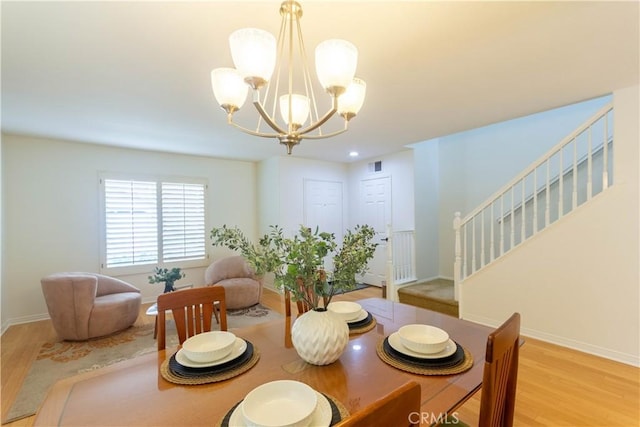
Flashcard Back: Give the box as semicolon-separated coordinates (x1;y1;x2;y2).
453;103;614;297
385;225;417;300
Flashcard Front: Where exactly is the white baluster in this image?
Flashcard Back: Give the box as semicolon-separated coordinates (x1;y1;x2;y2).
603;113;609;189
463;222;468;280
587;126;593;200
510;186;515;249
490;202;495;262
545;158;551;226
471;216;476;273
480;209;485;267
559;148;564;217
572;138;578;210
533;167;538;234
500;196;504;256
521;179;526;241
453;212;461;301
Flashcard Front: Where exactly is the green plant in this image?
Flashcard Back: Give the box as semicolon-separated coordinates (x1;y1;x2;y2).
210;224;377;309
148;267;185;293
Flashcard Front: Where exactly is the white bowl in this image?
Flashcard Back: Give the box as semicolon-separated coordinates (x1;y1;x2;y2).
181;331;236;363
327;301;362;322
397;324;449;354
242;380;317;427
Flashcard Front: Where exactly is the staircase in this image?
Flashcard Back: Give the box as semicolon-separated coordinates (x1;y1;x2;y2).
397;279;458;317
392;103;614;318
453;103;614;298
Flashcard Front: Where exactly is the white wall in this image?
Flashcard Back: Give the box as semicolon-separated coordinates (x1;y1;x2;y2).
257;156;280;235
1;134;257;329
413;141;440;280
460;85;640;365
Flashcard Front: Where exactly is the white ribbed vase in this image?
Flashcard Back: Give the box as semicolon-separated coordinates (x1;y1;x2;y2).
291;309;349;365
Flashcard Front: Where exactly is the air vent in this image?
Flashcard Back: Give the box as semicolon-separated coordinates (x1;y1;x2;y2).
368;160;382;173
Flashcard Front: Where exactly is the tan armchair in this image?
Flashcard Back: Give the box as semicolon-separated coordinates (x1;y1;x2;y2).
204;256;262;309
41;272;142;341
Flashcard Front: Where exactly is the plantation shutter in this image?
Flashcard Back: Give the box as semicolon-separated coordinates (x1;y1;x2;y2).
161;182;206;262
104;179;158;267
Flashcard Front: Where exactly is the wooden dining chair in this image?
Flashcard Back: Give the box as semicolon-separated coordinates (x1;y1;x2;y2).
284;288;330;317
156;286;227;350
477;312;521;427
436;312;521;427
334;381;421;427
284;288;312;318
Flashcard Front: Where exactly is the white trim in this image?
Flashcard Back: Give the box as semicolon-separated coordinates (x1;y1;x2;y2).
463;313;640;367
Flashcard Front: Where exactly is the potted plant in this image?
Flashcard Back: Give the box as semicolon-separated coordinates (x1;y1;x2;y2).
210;223;377;364
210;224;376;308
148;267;185;293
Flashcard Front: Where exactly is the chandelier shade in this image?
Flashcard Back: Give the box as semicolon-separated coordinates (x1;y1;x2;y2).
315;39;358;95
279;94;310;128
338;78;367;121
210;0;366;154
210;68;248;113
229;28;277;88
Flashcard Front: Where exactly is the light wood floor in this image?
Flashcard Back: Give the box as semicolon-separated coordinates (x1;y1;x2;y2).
2;287;638;426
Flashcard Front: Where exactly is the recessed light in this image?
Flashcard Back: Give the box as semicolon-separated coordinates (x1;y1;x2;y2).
349;151;359;157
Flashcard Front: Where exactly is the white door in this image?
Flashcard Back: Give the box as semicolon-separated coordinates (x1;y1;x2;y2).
359;176;391;286
303;179;343;242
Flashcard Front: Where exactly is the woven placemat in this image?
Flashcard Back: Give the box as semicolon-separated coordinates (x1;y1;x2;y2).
160;346;260;385
349;317;377;335
215;392;349;427
376;339;473;376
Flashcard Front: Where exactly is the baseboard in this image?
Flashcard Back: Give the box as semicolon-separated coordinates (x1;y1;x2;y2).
463;313;640;367
1;312;50;335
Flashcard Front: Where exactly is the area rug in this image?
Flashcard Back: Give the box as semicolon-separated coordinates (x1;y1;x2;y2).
2;304;281;424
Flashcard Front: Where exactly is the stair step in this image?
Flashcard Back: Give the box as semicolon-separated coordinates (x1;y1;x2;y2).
397;279;458;317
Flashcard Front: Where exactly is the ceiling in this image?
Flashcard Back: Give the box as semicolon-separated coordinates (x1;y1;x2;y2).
2;1;638;163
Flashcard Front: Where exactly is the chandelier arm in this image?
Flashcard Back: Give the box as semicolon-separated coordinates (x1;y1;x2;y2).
228;117;280;139
297;95;339;136
297;107;337;136
252;98;288;135
299;125;348;140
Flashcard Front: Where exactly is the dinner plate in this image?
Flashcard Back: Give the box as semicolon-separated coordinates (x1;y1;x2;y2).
176;338;247;368
228;391;332;427
348;309;369;324
388;333;456;359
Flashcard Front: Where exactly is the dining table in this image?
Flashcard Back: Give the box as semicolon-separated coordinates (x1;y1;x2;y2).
33;297;492;426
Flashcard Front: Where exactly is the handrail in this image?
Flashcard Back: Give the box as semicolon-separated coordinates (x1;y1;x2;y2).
461;103;613;224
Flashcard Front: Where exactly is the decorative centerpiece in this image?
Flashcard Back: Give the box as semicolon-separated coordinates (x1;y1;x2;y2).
148;267;185;293
210;224;377;364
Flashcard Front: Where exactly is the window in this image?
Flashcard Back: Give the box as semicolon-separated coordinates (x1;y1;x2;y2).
100;175;207;272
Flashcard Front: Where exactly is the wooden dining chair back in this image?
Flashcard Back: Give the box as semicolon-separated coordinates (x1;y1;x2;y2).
334;381;421;427
284;289;330;317
478;312;521;427
156;286;227;350
284;289;312;317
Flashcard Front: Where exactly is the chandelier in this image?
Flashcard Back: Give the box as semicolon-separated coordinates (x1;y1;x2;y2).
210;0;366;155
